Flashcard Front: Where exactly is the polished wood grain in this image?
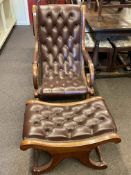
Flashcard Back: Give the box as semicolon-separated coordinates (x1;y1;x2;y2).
82;5;95;87
85;7;131;74
26;96;103;106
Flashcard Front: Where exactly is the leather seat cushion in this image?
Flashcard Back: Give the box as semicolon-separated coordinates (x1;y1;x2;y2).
39;60;87;95
23;98;117;141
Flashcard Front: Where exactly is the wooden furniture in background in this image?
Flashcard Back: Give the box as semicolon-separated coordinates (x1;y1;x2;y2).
85;8;131;77
109;36;131;71
85;33;114;71
94;0;131;20
0;0;16;49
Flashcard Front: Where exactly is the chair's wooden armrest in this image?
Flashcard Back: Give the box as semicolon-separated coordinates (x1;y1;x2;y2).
82;47;95;87
32;63;39;89
33;41;39;64
32;42;40;89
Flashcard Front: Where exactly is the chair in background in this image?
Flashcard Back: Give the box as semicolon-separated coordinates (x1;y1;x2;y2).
32;4;94;99
85;33;114;72
109;36;131;72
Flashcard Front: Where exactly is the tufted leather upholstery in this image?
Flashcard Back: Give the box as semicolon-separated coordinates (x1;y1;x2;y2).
23;98;117;141
34;5;92;97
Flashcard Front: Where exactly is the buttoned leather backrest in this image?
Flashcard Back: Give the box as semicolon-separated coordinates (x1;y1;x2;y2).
37;5;83;76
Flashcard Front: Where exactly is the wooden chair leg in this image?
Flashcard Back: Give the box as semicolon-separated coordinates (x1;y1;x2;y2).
95;146;107;166
32;151;63;175
32;146;107;174
128;51;131;66
107;48;114;72
112;48;118;71
78;147;107;169
93;40;100;69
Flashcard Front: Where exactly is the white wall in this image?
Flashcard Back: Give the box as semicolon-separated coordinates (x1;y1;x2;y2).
12;0;30;25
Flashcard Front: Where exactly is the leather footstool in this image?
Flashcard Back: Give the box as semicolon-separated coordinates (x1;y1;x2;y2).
20;96;121;175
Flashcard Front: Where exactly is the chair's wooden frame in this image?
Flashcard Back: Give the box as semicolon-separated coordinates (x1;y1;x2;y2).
32;4;95;98
20;97;121;175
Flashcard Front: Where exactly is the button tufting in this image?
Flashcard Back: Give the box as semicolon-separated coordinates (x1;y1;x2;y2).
38;6;87;96
24;98;117;141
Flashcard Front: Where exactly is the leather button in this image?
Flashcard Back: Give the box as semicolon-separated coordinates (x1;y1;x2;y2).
99;116;105;121
69;12;74;18
56;123;62;127
45;128;51;132
47;13;51;18
90;124;96;129
33;121;41;126
75;23;78;28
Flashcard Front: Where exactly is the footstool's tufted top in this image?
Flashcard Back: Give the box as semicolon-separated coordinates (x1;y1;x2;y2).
23;97;117;141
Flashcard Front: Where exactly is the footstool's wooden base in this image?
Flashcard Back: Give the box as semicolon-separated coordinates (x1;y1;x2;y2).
20;97;121;174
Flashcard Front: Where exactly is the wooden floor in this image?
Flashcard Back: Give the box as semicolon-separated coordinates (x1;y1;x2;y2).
86;6;131;31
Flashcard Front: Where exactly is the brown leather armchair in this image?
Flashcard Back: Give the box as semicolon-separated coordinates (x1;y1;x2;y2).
33;4;94;98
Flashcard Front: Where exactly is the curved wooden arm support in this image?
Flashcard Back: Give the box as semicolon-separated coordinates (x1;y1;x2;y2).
81;5;95;89
33;42;39;64
33;41;39;90
32;63;39;90
82;48;95;87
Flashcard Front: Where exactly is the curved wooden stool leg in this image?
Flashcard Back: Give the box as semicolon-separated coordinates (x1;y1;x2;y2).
32;151;63;175
78;147;107;169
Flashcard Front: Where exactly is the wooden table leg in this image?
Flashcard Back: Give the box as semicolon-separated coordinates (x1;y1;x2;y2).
98;0;104;21
93;40;100;69
107;48;114;72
